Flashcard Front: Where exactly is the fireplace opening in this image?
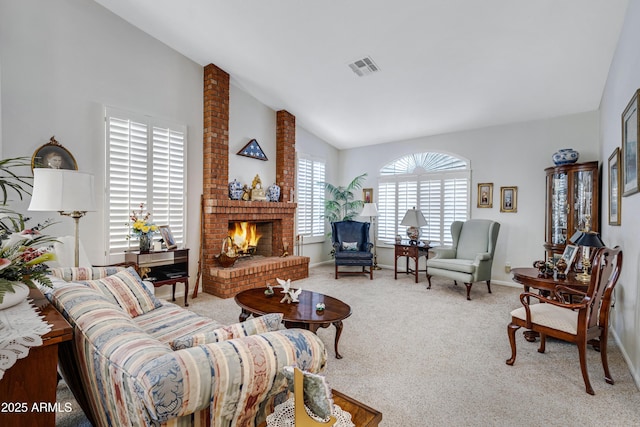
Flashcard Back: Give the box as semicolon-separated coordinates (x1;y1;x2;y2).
228;221;273;257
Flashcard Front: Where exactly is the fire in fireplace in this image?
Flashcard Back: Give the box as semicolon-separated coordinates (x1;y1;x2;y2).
228;222;262;255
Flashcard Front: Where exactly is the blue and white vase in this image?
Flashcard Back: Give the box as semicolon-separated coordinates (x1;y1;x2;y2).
552;148;579;166
228;179;244;200
266;183;281;202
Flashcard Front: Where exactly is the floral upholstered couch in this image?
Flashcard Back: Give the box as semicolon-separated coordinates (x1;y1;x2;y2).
43;266;327;427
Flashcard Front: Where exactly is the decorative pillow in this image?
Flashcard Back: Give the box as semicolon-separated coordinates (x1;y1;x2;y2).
170;313;283;350
341;241;359;251
78;267;162;317
49;266;125;282
282;366;333;419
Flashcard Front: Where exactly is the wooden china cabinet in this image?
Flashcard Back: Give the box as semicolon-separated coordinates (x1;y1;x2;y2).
544;161;599;259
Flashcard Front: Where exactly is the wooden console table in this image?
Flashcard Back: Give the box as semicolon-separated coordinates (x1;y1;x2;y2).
126;248;190;306
394;241;430;283
0;288;73;427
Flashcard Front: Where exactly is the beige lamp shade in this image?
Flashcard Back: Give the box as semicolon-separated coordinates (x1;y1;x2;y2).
360;203;378;217
28;169;96;213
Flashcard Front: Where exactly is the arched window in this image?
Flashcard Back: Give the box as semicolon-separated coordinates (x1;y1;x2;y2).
378;152;470;246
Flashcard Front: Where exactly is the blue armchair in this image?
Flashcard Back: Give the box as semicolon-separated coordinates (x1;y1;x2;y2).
331;221;374;280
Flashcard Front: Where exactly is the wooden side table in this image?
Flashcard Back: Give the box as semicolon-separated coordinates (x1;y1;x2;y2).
126;248;190;306
258;389;382;427
394;241;430;283
0;288;73;427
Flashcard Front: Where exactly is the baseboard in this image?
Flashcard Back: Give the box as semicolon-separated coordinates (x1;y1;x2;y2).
610;327;640;391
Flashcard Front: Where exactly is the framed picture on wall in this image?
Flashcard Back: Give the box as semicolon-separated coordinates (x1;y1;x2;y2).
159;225;177;250
477;183;493;208
31;136;78;171
622;89;640;197
608;147;621;225
500;186;517;213
362;188;374;203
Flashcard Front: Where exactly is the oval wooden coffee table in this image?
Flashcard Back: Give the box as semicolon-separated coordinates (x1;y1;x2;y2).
235;288;352;359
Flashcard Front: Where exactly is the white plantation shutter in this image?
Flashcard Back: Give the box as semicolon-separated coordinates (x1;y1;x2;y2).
296;155;325;241
106;107;186;257
152;126;185;244
377;153;470;246
442;175;469;245
377;181;397;242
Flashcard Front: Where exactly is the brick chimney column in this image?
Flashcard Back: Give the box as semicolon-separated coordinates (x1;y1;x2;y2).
202;64;230;286
276;110;296;252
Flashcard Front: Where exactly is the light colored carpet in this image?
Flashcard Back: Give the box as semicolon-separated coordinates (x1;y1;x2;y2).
57;265;640;426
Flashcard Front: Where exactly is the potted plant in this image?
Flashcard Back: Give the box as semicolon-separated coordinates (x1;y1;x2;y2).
0;157;55;307
321;173;368;222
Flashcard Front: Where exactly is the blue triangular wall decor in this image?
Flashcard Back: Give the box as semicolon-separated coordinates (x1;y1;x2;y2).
236;139;268;161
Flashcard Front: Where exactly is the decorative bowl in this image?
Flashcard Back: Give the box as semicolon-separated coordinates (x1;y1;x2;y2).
552;148;579;166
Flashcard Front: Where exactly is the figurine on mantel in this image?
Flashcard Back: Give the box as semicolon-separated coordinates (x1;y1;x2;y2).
250;174;267;201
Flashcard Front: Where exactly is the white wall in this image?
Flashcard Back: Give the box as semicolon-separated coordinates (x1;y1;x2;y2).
0;0;203;301
229;82;276;188
339;112;601;284
599;0;640;388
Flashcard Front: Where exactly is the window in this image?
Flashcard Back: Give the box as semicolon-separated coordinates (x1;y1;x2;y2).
296;154;326;242
105;107;186;257
378;152;469;246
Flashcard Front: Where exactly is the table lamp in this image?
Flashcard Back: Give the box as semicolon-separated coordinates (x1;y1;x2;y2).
400;207;427;245
571;231;605;282
361;203;381;270
28;169;96;267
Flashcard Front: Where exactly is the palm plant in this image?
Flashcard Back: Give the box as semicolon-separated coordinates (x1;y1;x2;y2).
0;157;56;303
0;157;34;233
321;173;368;223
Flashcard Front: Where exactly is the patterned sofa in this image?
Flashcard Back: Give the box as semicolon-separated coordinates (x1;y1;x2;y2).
43;267;327;427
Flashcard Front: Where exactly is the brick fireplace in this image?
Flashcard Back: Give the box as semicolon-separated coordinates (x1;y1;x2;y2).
201;63;309;298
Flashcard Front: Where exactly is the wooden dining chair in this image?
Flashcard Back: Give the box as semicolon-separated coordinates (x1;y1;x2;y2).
506;246;623;395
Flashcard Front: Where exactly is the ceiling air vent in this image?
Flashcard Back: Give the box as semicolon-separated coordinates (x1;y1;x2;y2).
348;56;380;77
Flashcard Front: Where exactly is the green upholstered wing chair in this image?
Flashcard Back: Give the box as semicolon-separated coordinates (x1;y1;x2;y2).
426;219;500;300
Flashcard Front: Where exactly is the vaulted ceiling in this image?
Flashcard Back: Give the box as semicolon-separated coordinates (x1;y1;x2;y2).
95;0;628;149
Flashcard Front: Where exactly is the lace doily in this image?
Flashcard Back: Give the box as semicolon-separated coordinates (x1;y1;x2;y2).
0;299;52;380
266;397;355;427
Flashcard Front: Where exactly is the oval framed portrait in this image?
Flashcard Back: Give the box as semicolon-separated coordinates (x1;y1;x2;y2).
31;136;78;171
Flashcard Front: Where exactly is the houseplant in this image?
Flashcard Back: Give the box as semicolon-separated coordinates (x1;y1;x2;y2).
322;173;368;223
0;157;55;306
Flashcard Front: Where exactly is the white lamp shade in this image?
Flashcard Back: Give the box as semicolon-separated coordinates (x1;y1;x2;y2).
28;169;96;212
400;207;427;227
361;203;378;217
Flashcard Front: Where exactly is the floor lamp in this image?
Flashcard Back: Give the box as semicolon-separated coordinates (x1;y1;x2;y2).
361;203;381;270
28;169;96;267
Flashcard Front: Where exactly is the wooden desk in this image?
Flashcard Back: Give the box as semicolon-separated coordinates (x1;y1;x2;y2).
0;288;73;427
126;248;190;306
257;389;382;427
394;242;430;283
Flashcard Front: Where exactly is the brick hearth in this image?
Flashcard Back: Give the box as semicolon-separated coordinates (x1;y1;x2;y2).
203;256;309;297
201;63;309;298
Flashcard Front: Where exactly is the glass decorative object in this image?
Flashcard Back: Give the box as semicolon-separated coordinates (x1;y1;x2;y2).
139;233;152;252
